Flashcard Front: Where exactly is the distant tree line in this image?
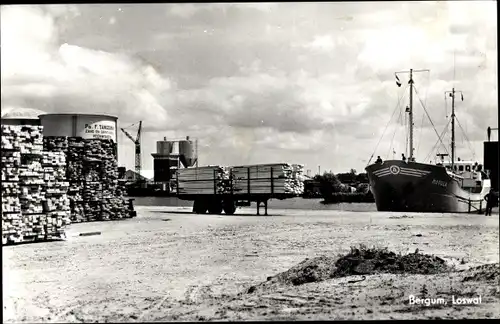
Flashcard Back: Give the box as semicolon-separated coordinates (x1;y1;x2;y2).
303;169;374;203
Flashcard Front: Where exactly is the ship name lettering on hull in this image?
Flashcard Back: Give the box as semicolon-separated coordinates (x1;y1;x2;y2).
432;179;447;188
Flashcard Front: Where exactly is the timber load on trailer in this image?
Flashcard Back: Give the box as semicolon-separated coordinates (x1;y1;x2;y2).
175;163;305;215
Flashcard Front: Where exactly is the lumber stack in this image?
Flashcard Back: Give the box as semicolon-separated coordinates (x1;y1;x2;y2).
2;126;70;244
105;177;129;220
53;137;83;222
289;164;305;195
42;151;71;239
43;136;68;152
17;127;46;242
66;137;85;180
175;163;305;196
116;179;127;197
231;163;305;195
19;155;45;214
176;166;230;194
1;146;22;244
42;136;132;222
1;125;44;154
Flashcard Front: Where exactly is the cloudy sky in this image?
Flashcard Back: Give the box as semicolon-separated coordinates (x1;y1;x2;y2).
1;2;497;176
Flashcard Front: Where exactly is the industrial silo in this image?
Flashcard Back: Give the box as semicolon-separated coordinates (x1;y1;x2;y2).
38;113;118;142
1;107;44;125
157;137;173;155
179;136;197;168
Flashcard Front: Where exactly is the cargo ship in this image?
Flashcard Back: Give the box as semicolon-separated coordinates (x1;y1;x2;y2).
365;69;491;213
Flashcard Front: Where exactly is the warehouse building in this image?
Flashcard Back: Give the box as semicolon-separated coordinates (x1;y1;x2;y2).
484;127;499;191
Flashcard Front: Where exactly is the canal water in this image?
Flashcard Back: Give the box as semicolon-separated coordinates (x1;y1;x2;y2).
129;196;377;212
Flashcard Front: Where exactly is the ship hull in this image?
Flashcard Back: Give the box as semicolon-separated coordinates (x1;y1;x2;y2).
365;160;491;213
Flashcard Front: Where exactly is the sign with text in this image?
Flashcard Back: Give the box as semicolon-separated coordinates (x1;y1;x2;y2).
76;118;117;142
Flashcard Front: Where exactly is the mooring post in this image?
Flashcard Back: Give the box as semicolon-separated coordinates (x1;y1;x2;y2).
479;199;482;214
468;198;471;213
264;200;268;216
257;200;260;215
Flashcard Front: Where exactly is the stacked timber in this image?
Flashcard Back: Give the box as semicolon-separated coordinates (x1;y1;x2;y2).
42;136;131;222
176;166;230;194
18;132;47;241
231;163;305;195
19;157;45;214
1;125;43;154
42;151;71;239
43;136;68;152
65;137;86;222
116;179;127;197
67;137;85;180
1;146;22;244
2;125;70;244
1;126;22;150
1;151;21;182
289;164;306;195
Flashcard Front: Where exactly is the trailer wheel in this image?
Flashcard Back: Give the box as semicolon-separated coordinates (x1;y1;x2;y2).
192;200;198;213
193;199;208;214
223;200;237;215
208;200;223;214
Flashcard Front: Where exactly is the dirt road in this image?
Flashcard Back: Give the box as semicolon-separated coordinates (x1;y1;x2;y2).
3;206;499;321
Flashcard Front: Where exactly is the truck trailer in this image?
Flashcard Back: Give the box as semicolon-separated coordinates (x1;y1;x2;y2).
174;163;305;215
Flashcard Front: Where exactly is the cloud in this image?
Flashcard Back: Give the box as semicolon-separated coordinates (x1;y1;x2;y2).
1;2;497;174
302;35;336;52
1;6;171;130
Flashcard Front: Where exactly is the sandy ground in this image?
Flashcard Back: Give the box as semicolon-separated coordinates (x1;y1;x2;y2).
3;206;499;322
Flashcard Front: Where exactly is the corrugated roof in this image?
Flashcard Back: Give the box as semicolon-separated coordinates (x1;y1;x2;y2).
1;107;46;120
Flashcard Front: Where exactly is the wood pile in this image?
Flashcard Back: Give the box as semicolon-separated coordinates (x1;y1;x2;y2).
19;155;45;214
1;134;22;244
43;136;68;151
176;166;230;194
66;137;85;180
2;125;43;153
116;179;127;197
231;163;305;195
175;163;305;196
102;197;129;220
17;131;46;242
2;126;69;245
42;151;71;239
42;136;132;222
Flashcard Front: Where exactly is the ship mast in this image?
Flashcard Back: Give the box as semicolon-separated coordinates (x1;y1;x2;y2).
445;87;463;171
451;88;456;170
408;69;414;161
395;68;429;162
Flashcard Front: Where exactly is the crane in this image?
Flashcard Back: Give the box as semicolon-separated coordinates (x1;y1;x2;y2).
120;121;142;181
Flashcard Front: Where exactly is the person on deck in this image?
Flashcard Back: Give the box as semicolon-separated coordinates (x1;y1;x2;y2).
376;156;383;164
402;154;406;163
